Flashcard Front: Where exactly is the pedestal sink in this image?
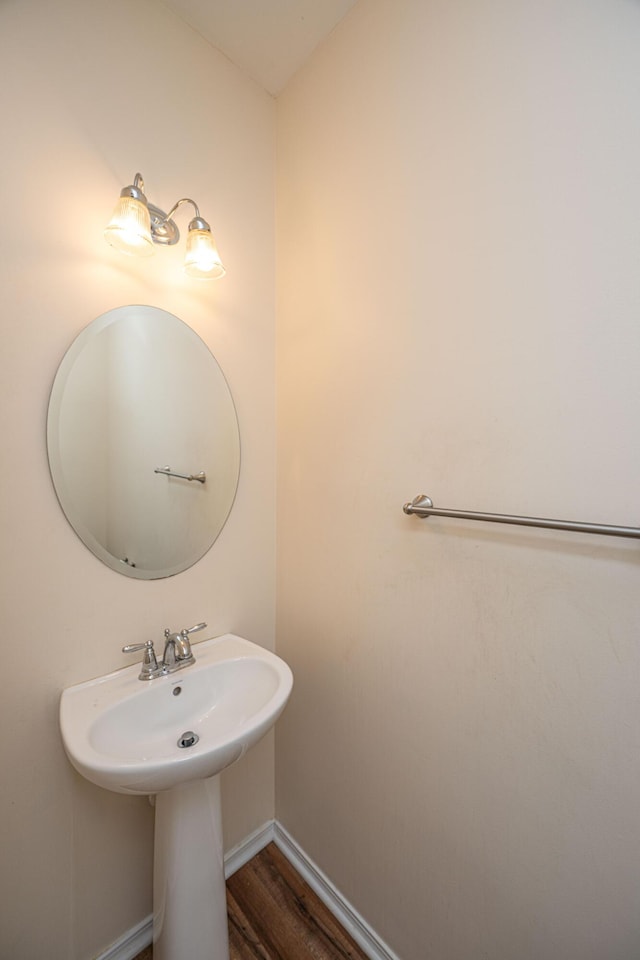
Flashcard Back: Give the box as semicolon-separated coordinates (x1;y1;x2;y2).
60;633;293;960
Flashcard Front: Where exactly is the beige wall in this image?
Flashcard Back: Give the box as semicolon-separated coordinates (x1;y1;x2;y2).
4;1;640;958
276;1;640;959
0;2;275;958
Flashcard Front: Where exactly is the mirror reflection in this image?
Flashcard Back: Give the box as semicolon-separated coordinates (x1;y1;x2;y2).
47;305;240;579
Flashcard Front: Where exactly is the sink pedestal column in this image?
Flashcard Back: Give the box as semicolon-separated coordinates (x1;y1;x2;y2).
153;775;229;960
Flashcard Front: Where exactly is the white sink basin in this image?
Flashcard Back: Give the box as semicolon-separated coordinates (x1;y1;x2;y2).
60;633;293;795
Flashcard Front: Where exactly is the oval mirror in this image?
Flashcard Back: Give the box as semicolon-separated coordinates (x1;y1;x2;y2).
47;305;240;579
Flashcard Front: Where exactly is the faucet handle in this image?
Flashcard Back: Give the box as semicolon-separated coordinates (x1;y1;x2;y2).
122;639;161;680
163;622;207;642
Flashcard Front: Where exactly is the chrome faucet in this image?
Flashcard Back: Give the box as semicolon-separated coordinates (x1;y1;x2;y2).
123;622;207;680
162;622;206;671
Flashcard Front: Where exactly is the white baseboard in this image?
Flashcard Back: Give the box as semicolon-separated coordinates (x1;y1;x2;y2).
224;819;276;877
273;822;401;960
96;914;152;960
97;819;398;960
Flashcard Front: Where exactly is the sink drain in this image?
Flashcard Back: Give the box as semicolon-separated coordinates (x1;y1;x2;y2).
177;731;199;749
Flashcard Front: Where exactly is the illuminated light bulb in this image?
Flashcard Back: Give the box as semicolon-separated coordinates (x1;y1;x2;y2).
104;195;154;256
184;220;225;279
104;178;154;257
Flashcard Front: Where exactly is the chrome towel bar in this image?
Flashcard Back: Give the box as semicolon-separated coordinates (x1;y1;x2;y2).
403;494;640;540
155;465;206;484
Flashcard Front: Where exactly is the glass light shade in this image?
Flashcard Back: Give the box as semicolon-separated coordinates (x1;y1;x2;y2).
104;196;154;257
184;229;225;279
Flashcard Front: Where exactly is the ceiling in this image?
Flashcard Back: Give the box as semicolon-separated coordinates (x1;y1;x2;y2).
163;0;359;95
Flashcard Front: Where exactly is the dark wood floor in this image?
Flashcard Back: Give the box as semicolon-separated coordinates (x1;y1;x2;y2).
133;842;368;960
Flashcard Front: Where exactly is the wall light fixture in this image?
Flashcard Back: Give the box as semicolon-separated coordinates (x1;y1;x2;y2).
104;173;225;279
